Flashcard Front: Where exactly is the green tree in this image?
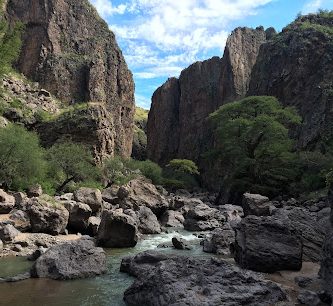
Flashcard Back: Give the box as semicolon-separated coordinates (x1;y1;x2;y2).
209;96;301;199
0;124;46;190
166;159;200;176
47;142;100;194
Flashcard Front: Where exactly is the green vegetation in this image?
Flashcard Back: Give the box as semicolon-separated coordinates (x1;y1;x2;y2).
0;124;46;190
209;96;301;198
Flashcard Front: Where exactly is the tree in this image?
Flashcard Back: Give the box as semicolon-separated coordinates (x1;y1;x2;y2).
46;142;99;193
209;96;301;199
0;124;46;190
166;159;200;176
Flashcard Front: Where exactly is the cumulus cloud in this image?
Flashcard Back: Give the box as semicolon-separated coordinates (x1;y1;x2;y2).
90;0;127;18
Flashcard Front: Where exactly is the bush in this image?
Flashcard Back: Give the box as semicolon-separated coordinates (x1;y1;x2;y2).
125;159;163;185
0;124;46;190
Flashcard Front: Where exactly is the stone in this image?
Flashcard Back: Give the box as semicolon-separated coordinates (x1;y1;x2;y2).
234;215;303;273
160;210;184;228
97;210;138;248
121;251;288;306
295;276;314;288
26;197;69;235
12;192;27;209
319;233;333;300
63;201;92;233
102;186;120;204
87;216;101;236
172;237;191;250
297;290;321;305
0;224;20;242
9;209;31;232
202;225;235;255
7;0;135;161
0;189;15;214
26;184;43;198
0;239;3;251
118;178;169;217
73;188;103;213
242;193;272;217
218;204;243;227
137;206;161;234
31;239;107;280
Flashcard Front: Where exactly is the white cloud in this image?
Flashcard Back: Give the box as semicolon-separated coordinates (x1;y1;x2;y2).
302;0;322;13
135;94;151;109
90;0;127;18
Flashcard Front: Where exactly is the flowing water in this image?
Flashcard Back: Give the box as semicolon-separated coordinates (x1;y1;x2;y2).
0;231;209;306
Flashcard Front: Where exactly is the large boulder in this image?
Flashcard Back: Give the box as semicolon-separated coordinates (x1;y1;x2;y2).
63;201;92;233
160;210;184;228
97;210;138;248
0;189;15;214
172;237;191;250
87;216;101;236
234;215;303;272
121;251;288;306
31;239;107;280
137;206;161;234
118;178;169;216
26;197;69;235
73;188;103;213
0;224;20;242
184;203;226;231
26;184;43;198
242;193;272;217
9;209;31;232
319;232;333;301
218;204;244;227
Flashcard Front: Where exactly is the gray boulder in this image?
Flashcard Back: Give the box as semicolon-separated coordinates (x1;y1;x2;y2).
31;239;107;280
63;201;92;233
319;232;333;301
0;239;3;250
73;188;102;213
0;224;20;242
242;193;272;216
121;251;288;306
0;189;15;214
160;210;184;228
234;215;303;272
88;216;101;236
27;184;43;198
297;290;321;305
137;206;161;234
97;210;138;248
172;237;191;250
9;209;31;232
26;197;69;235
218;204;243;227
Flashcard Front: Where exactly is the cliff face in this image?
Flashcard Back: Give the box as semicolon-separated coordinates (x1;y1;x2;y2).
6;0;135;158
248;15;333;149
147;27;267;165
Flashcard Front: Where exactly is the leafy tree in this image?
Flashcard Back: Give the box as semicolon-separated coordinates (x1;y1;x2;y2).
46;142;100;193
166;159;200;176
0;124;46;190
125;159;163;185
209;96;301;199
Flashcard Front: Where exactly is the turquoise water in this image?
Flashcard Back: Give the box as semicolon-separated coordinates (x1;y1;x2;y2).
0;231;207;306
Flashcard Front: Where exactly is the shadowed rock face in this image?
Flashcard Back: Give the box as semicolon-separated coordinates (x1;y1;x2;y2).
6;0;135;158
147;27;267;165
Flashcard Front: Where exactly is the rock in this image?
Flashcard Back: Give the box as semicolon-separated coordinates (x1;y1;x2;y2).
172;237;191;250
118;178;169;216
295;276;314;288
26;184;43;198
121;251;288;306
0;224;20;242
202;225;235;255
0;116;8;128
184;203;226;231
242;193;272;216
7;0;135;161
12;192;27;209
73;188;102;213
234;215;303;272
171;196;204;211
0;189;15;214
27;247;47;261
97;210;138;248
87;216;101;236
31;239;107;280
12;244;23;252
26;197;69;235
63;201;92;233
218;204;243;227
102;186;120;204
319;233;333;300
137;206;161;234
297;290;321;305
9;209;31;232
0;239;3;251
160;210;184;228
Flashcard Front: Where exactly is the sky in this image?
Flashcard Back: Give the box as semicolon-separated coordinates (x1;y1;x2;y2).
89;0;333;109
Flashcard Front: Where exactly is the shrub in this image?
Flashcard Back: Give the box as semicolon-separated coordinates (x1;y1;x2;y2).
125;159;163;185
0;124;46;190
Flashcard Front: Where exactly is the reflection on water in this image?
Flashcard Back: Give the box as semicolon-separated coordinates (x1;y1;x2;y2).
0;230;208;306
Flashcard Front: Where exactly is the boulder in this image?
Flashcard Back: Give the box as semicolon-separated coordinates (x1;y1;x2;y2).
171;196;204;211
97;210;138;248
121;251;288;306
87;216;101;236
73;188;102;213
12;192;27;210
0;224;20;242
234;215;303;272
31;239;107;280
102;186;120;204
218;204;243;227
184;203;226;231
297;290;321;305
26;197;69;235
137;206;161;234
0;239;3;251
27;184;43;198
118;178;169;216
202;224;235;255
242;193;272;216
63;201;92;233
172;237;191;250
160;210;184;228
319;233;333;301
0;189;15;214
9;209;31;232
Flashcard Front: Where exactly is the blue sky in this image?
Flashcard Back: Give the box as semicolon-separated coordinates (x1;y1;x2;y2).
89;0;333;109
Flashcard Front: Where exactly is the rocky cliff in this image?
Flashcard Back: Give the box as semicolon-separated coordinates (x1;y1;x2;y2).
6;0;135;158
147;27;267;165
